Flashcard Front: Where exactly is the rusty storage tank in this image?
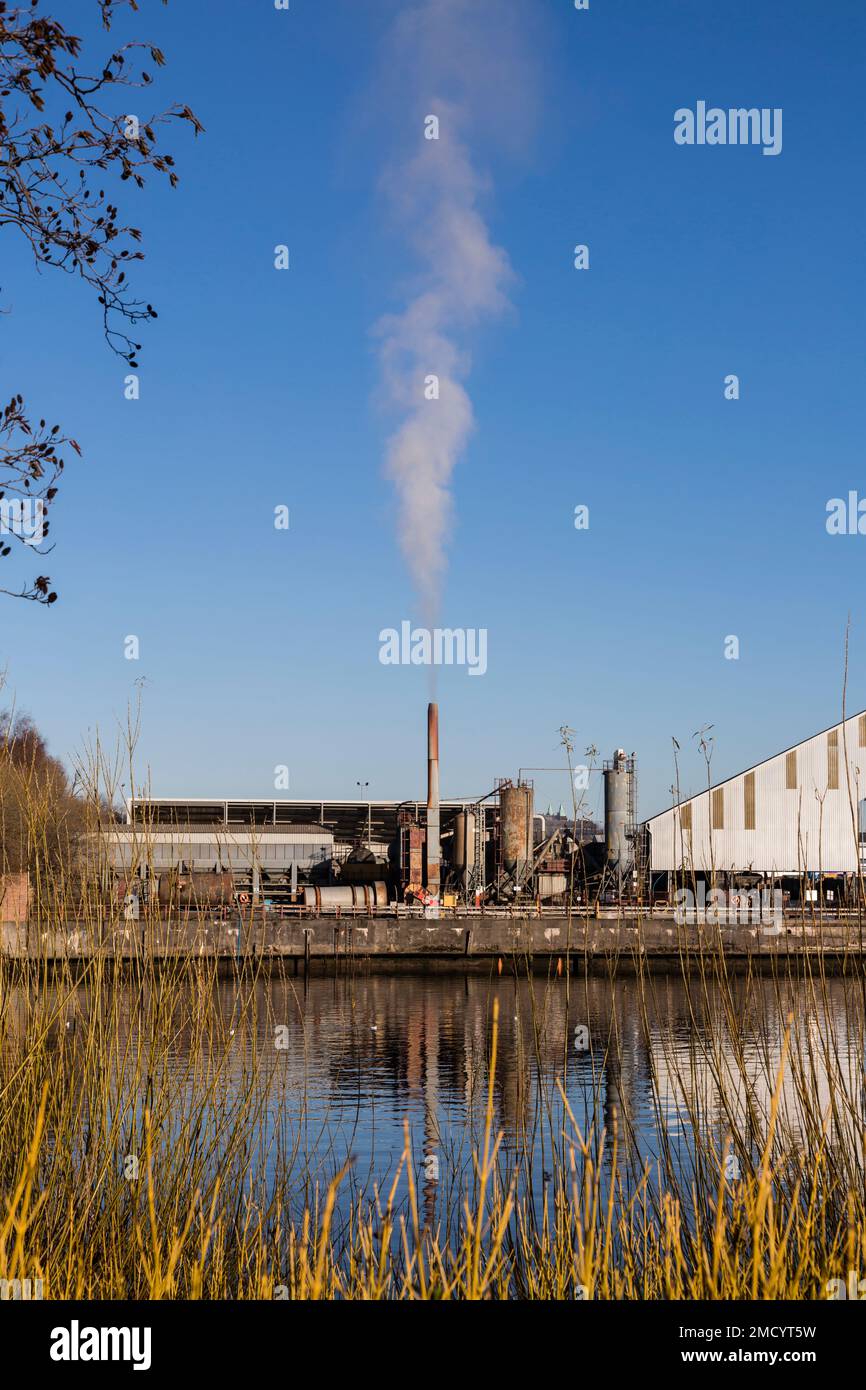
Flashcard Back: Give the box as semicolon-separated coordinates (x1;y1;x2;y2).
302;882;389;911
157;871;235;909
500;783;533;877
452;810;476;872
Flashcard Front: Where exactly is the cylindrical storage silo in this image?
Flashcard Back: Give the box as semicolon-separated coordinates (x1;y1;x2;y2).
500;784;533;879
453;811;476;871
604;750;631;870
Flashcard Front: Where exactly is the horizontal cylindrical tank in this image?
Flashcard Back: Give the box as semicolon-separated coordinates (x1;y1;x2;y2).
302;882;388;911
500;784;533;876
452;811;476;871
157;871;235;908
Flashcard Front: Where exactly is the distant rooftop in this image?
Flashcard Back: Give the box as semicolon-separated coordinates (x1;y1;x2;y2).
128;797;492;843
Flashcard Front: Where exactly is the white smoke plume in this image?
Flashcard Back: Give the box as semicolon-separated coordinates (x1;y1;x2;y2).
374;0;536;625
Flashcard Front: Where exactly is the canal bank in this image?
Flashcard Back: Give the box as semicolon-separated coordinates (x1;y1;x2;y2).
3;913;866;969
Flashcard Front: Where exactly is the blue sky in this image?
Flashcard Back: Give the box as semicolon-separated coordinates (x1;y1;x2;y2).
1;0;864;821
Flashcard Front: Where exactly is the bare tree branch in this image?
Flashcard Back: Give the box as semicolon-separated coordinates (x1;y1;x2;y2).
0;0;201;601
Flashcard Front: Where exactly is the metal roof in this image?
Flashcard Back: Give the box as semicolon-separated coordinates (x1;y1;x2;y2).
642;707;866;826
127;797;491;842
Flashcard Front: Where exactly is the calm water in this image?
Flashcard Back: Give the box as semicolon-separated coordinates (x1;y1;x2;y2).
9;965;866;1226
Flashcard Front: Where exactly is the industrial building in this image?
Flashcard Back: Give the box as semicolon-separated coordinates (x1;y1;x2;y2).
108;792;497;911
643;709;866;902
101;701;866;917
101;703;611;914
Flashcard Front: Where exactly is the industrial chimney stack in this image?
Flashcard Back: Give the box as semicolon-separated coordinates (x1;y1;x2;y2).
426;702;440;900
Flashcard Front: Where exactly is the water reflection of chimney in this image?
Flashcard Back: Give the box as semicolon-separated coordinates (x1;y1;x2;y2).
422;1000;440;1229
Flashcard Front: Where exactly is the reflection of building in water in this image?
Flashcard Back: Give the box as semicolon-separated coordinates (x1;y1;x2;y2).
644;984;866;1165
490;987;534;1153
599;1001;651;1158
7;971;862;1228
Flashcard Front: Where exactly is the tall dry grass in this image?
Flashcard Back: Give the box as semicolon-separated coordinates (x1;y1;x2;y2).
0;947;864;1299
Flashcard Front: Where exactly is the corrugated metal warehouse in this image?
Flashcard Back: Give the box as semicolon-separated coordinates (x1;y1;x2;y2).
107;824;335;875
644;709;866;881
